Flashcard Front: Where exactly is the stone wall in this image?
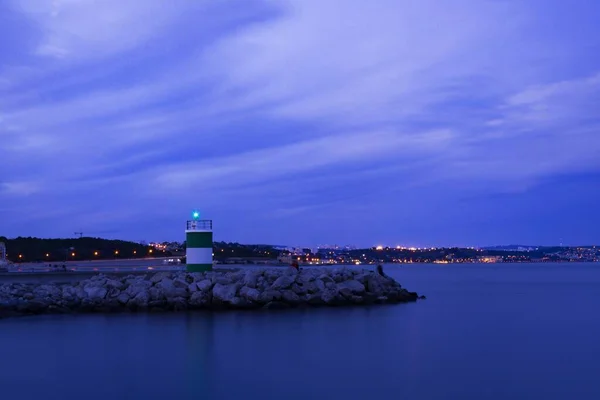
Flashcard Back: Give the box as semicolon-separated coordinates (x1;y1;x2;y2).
0;268;423;318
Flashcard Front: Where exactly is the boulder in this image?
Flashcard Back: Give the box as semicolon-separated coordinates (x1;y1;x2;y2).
212;283;239;303
196;279;213;292
130;291;150;308
173;279;189;289
291;283;307;296
242;270;260;288
239;286;260;302
189;291;210;307
270;274;296;290
84;286;107;301
150;272;172;284
337;280;365;295
258;290;282;303
117;292;130;305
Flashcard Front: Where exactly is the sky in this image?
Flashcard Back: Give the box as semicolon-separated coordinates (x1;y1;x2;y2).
1;0;600;248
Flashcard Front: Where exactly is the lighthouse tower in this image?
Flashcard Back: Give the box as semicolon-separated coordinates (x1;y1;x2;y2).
185;211;213;272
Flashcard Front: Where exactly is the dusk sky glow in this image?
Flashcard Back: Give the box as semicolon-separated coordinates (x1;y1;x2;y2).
1;0;600;247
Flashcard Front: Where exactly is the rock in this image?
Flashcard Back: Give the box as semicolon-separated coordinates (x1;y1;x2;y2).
150;272;172;283
157;278;187;300
297;273;316;285
321;289;338;305
171;297;188;311
35;284;61;298
213;276;233;285
258;290;282;303
337;280;365;295
242;270;260;288
117;293;130;305
291;283;307;296
173;279;189;289
188;283;199;293
148;287;163;301
239;286;260;302
189;291;210;307
130;291;150;308
281;290;301;305
230;297;254;308
270;274;296;290
212;283;239;303
105;279;125;290
84;286;107;301
366;275;385;294
126;280;152;297
196;279;213;292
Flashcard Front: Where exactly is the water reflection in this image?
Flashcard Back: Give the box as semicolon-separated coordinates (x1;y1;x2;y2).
184;313;216;398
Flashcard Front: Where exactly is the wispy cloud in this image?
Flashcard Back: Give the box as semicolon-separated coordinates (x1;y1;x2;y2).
1;0;600;245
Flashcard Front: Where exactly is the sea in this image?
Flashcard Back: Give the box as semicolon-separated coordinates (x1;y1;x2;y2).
1;262;599;400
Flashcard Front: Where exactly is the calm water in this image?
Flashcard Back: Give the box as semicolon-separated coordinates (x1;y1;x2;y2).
1;263;599;400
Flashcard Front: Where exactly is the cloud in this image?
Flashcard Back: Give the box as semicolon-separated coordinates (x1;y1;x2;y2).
0;181;40;196
154;129;454;191
1;0;600;245
11;0;190;60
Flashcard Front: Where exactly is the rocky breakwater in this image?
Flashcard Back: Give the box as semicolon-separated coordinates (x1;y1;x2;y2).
0;268;423;318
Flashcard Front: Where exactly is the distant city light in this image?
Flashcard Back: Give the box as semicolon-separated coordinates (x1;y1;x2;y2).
375;245;383;250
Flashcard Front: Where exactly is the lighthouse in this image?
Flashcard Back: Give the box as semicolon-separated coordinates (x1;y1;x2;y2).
185;211;213;272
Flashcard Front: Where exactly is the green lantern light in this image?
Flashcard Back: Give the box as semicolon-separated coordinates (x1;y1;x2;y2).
192;210;200;220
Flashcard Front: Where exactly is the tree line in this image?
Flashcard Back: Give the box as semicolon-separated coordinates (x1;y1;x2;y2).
0;236;166;263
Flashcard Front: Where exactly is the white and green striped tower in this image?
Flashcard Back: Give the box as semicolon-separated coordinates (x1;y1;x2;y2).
186;211;213;272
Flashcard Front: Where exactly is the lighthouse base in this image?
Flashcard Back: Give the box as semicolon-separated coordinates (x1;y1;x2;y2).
186;263;213;272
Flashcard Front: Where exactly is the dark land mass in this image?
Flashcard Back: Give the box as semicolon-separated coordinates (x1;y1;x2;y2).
1;237;598;265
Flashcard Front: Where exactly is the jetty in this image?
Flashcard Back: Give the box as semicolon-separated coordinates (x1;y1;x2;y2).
0;268;422;319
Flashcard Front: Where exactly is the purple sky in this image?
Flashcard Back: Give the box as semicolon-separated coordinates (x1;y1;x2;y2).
1;0;600;248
